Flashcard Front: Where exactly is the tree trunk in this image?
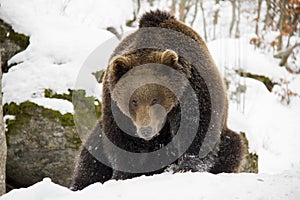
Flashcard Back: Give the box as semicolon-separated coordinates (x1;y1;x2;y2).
263;0;271;30
0;51;7;195
229;0;236;37
182;0;192;23
136;0;141;14
255;0;263;35
190;0;199;27
235;0;241;38
170;0;177;15
126;0;141;27
179;0;186;22
213;0;220;40
176;0;193;22
277;0;289;51
286;1;300;48
199;0;208;41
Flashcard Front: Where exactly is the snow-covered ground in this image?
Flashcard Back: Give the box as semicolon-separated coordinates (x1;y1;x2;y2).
208;38;300;174
1;0;300;199
2;172;300;200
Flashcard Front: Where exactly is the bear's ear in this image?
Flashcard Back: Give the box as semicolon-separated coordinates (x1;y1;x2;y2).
160;49;178;65
108;55;131;85
161;49;191;78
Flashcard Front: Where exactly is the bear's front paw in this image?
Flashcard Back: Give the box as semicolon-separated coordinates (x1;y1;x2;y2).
164;163;192;173
166;156;213;173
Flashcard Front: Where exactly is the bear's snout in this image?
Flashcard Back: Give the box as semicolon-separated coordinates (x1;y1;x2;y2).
137;125;156;141
139;126;153;139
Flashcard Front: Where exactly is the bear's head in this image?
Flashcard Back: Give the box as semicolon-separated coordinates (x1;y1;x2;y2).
107;49;191;140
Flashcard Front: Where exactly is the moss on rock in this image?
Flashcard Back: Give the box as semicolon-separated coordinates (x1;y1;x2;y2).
0;19;29;49
0;18;30;72
236;70;276;92
43;89;101;118
44;89;73;102
4;101;76;128
92;70;105;83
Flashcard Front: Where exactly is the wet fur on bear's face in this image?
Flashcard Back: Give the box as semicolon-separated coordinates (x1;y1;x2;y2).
108;49;191;140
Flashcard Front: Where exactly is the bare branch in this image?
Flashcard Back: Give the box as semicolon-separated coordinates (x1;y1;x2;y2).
106;27;122;40
274;43;300;66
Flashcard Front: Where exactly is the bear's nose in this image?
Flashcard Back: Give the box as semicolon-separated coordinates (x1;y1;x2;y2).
139;126;153;137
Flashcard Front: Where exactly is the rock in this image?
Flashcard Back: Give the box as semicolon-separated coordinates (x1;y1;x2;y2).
4;101;81;188
4;89;102;189
240;132;259;173
0;18;30;73
236;70;275;92
92;70;105;84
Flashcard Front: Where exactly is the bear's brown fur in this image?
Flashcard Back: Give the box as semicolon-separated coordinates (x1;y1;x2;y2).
71;10;245;191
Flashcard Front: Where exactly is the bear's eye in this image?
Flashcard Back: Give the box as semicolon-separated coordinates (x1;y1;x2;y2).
151;98;158;105
131;99;138;107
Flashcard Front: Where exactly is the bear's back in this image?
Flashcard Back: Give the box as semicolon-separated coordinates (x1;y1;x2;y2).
139;10;207;49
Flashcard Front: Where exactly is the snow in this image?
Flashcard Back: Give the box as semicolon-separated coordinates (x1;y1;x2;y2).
206;37;300;174
65;0;132;29
1;172;300;200
206;37;300;173
207;38;288;82
31;98;74;115
227;78;300;173
0;178;72;200
3;115;15;131
1;0;300;199
0;0;133;112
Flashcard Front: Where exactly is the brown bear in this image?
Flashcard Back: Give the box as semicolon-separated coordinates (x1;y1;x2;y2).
70;10;245;191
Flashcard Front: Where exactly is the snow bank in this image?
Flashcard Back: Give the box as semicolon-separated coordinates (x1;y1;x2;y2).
1;172;300;200
0;0;133;113
227;78;300;173
208;38;300;174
